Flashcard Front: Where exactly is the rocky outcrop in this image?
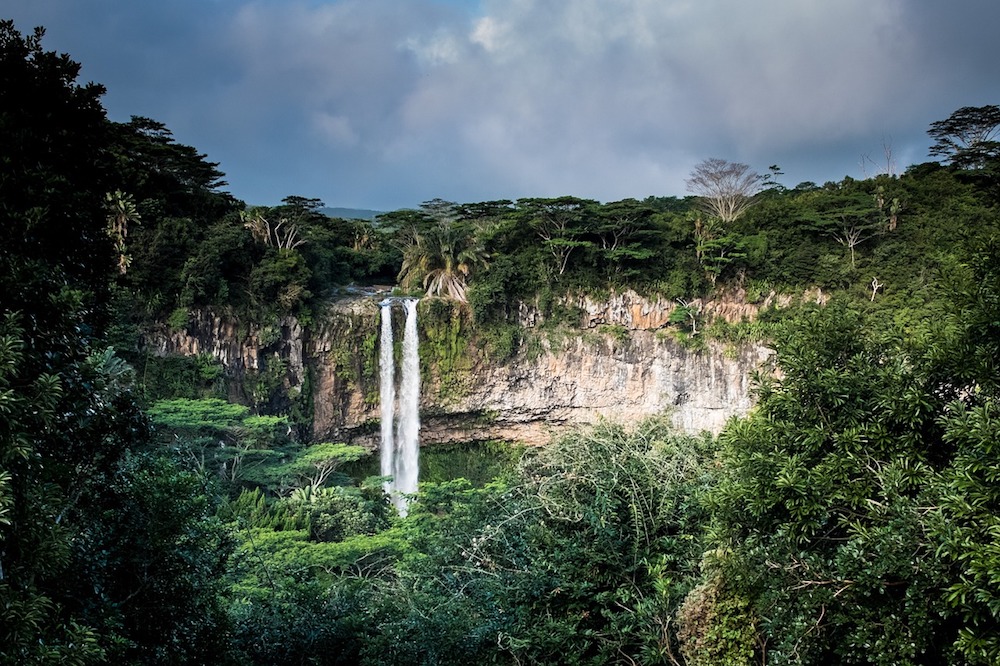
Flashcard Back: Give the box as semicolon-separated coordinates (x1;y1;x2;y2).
145;310;307;405
411;332;770;447
518;287;828;330
146;292;773;449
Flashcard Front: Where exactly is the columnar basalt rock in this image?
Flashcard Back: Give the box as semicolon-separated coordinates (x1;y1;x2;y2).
145;309;305;394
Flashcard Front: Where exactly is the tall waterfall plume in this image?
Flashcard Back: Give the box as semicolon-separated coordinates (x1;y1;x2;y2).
378;298;420;515
378;301;396;488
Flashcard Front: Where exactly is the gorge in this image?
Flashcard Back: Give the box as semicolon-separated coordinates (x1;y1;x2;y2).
145;290;774;451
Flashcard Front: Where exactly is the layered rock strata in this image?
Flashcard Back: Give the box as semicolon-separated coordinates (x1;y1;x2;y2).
146;292;772;448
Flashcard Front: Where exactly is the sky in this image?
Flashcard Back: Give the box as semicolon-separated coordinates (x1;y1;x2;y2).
5;1;1000;211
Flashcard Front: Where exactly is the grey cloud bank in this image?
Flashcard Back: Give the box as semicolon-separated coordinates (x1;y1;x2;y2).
6;0;1000;210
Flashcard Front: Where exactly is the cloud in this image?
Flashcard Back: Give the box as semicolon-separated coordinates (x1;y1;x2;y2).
429;3;917;156
357;0;935;200
312;112;359;147
404;30;464;67
5;0;1000;208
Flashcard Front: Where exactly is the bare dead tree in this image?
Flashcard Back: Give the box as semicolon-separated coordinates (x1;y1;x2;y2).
870;277;883;301
831;223;878;270
860;135;897;178
242;209;306;250
685;158;764;223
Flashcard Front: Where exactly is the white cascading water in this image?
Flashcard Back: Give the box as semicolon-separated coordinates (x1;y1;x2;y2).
395;298;421;513
379;297;420;515
378;301;396;496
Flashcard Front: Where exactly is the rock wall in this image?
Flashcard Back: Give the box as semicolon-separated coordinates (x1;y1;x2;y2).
412;331;770;447
145;310;307;406
146;291;773;448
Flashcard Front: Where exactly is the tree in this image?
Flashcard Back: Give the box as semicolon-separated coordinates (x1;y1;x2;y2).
691;214;748;284
592;199;657;280
340;419;717;666
105;190;141;274
395;200;489;301
1;21;118;661
928;105;1000;170
0;21;116;309
484;419;716;665
803;189;882;270
686;158;764;223
262;195;331;251
710;303;960;664
242;208;307;250
108;116;241;319
269;442;367;493
518;196;597;277
926;241;1000;664
671;298;702;334
1;24;232;662
70;451;233;665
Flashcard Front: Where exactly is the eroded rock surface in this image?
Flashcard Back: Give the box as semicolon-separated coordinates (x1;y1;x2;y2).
146;292;773;448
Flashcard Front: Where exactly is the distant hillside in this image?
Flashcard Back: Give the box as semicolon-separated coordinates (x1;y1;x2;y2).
320;207;384;221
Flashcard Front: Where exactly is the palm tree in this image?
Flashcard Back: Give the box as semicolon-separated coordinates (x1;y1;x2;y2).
397;214;488;302
105;190;140;274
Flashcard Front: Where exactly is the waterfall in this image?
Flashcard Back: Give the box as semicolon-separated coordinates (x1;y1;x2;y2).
395;299;421;512
379;302;396;493
379;298;420;515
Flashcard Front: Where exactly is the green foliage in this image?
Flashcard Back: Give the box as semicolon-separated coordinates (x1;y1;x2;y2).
228;576;368;666
294;484;392;543
261;442;367;493
249;248;313;313
934;401;1000;664
708;302;967;664
147;397;296;489
921;241;1000;664
0;22;151;662
491;419;717;665
111;115;242;320
704;313;781;348
419;297;474;397
360;330;379;404
419;440;521;487
135;352;227;401
225;524;410;664
601;323;630;343
70;451;233;664
167;306;190;330
928;104;1000;170
245;354;290;412
478;321;523;361
677;571;757;666
220;418;716;665
148;397;250;434
0;25;237;658
394;199;490;302
11;27;1000;663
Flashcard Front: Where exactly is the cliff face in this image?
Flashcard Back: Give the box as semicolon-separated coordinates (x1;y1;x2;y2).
414;331;769;446
147;291;772;448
